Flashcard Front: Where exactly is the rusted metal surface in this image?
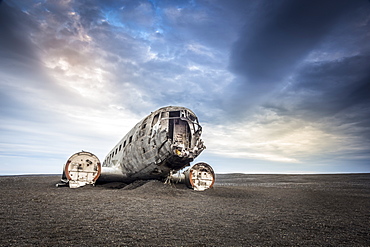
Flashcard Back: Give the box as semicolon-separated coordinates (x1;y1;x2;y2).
57;151;101;188
184;162;215;191
168;162;215;191
59;106;214;190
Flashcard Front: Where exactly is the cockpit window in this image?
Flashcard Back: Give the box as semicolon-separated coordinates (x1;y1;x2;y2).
188;113;196;122
169;111;180;118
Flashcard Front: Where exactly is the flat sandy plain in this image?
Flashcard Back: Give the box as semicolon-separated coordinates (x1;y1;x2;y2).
0;173;369;246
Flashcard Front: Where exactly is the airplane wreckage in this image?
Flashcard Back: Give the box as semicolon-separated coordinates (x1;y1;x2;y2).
57;106;215;191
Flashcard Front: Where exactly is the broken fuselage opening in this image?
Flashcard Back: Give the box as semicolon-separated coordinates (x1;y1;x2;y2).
166;110;203;170
154;108;203;173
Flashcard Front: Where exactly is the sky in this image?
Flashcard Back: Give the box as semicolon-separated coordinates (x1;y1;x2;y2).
1;0;369;175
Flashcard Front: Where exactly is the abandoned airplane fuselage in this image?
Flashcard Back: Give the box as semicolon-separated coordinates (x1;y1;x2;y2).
59;106;215;191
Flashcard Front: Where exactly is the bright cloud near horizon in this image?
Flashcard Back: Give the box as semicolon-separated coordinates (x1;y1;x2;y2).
1;0;369;175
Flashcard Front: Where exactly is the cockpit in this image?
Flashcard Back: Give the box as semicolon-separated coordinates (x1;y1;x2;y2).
168;110;202;135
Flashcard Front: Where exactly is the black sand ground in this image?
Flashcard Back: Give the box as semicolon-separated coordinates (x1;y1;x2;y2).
0;174;369;246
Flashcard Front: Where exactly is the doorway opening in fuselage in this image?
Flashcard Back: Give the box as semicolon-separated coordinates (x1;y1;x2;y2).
169;111;191;148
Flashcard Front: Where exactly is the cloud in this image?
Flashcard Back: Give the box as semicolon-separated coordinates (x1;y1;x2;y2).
287;54;370;119
0;2;35;57
226;0;367;115
197;0;370;171
1;0;369;174
203;107;346;164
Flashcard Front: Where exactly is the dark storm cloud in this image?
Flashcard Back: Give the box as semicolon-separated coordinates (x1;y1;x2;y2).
222;0;370;122
286;54;370;134
0;2;39;65
258;52;370;165
229;0;362;85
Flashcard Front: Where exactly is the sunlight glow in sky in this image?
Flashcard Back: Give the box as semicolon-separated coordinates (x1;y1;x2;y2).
1;0;369;174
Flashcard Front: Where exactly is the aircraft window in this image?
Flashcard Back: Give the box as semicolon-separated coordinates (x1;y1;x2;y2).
129;136;133;143
115;148;118;155
123;140;126;147
119;144;122;151
188;113;196;122
194;123;199;132
140;123;146;137
169;111;180;118
152;113;160;126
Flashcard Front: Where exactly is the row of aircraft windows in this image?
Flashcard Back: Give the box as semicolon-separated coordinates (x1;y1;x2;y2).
104;135;133;166
103;111;164;166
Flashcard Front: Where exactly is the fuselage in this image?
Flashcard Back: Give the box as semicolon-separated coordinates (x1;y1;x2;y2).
98;106;206;183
